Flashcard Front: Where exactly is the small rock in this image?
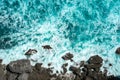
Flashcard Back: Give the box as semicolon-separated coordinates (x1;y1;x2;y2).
109;63;112;66
42;45;52;49
62;53;73;61
115;47;120;54
62;63;68;67
48;63;52;66
25;49;37;55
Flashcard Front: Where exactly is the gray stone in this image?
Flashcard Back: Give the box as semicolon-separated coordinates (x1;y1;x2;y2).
0;64;6;80
7;59;32;73
18;73;29;80
6;71;18;80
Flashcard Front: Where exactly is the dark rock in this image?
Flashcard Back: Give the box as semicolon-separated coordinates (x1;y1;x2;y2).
0;59;2;64
115;47;120;54
88;55;103;64
107;75;120;80
69;66;80;76
34;63;42;71
61;63;68;74
28;66;51;80
62;67;67;74
56;70;59;73
79;61;85;67
109;63;112;66
7;59;32;74
62;53;73;61
82;67;87;72
42;45;52;49
62;63;68;67
84;63;102;69
25;49;37;55
48;63;52;66
85;76;93;80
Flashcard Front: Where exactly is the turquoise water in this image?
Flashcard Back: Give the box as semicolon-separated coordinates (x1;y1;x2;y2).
0;0;120;75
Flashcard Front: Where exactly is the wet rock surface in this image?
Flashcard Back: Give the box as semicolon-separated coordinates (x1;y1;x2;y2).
42;45;52;49
7;59;32;73
0;55;120;80
62;52;73;61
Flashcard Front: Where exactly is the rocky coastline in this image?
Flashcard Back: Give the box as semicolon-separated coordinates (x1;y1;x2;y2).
0;53;120;80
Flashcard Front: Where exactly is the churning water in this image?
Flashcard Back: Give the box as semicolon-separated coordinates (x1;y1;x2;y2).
0;0;120;75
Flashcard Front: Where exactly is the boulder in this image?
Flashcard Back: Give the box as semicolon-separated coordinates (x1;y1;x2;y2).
88;55;103;64
7;59;32;74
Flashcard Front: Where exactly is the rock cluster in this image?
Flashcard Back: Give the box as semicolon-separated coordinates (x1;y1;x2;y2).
69;55;107;80
0;54;120;80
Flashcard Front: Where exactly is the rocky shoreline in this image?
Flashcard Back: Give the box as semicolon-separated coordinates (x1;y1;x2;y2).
0;54;120;80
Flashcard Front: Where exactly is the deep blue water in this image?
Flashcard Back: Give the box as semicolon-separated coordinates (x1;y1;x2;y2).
0;0;120;75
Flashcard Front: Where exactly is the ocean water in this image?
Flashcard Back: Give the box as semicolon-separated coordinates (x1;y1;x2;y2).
0;0;120;75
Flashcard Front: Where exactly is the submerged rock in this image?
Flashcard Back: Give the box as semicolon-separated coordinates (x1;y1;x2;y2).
7;59;32;74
